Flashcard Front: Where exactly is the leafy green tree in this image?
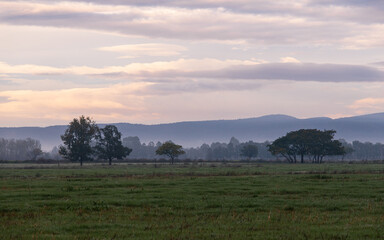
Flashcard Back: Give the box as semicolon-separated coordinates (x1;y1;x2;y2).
59;116;99;166
155;141;185;164
96;125;132;165
240;142;258;160
268;129;345;163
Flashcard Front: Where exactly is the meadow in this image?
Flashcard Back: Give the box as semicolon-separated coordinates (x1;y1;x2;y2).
1;162;384;239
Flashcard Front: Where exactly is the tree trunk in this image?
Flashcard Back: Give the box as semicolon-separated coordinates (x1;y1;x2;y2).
300;154;304;163
281;153;291;163
109;158;112;165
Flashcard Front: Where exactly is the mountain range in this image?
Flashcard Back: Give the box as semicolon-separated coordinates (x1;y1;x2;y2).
1;113;384;150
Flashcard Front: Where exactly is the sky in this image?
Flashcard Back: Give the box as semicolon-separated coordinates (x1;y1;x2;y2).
1;0;384;127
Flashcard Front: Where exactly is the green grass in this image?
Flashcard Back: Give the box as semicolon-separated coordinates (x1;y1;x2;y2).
1;163;384;239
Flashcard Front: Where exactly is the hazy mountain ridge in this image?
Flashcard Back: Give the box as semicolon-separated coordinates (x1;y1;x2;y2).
1;113;384;150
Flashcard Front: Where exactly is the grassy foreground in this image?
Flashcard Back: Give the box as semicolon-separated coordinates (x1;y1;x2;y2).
1;163;384;239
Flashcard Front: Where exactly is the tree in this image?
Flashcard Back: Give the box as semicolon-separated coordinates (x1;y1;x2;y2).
240;142;258;160
59;116;99;166
268;129;345;163
96;125;132;165
155;141;185;164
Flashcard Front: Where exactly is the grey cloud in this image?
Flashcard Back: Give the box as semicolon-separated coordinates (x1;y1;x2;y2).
142;79;263;95
93;63;384;83
201;63;384;82
21;0;384;23
311;0;384;8
0;5;362;46
27;0;384;11
89;63;384;95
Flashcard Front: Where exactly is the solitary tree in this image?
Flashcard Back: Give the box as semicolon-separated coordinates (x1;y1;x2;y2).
268;129;345;163
96;125;132;165
155;141;185;164
240;142;258;160
59;116;99;166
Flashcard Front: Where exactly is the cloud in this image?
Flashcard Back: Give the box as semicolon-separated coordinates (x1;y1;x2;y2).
0;61;66;75
1;60;384;85
0;83;153;124
132;62;384;83
98;43;187;58
341;24;384;49
200;63;384;82
20;0;384;23
0;58;259;77
280;57;301;63
1;1;384;48
1;1;383;127
349;98;384;114
142;79;265;95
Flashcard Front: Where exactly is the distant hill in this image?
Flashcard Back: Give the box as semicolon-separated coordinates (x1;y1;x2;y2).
1;113;384;150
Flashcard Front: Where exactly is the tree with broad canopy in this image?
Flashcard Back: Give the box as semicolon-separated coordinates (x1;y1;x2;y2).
156;141;185;164
268;129;345;163
59;116;99;166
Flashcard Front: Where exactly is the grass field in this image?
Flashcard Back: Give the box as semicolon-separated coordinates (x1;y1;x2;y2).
1;162;384;239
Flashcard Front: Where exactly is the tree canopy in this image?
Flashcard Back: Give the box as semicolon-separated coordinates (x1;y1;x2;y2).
268;129;345;163
59;116;99;166
96;125;132;165
155;141;185;164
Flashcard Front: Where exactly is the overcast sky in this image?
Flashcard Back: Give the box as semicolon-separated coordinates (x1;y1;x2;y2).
1;0;384;126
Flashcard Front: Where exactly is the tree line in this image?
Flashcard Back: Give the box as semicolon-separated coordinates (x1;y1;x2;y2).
2;116;384;163
55;117;355;165
122;136;260;161
0;138;42;161
120;131;384;163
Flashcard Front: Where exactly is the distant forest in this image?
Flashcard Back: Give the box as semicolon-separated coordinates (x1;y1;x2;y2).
120;136;384;161
1;136;383;162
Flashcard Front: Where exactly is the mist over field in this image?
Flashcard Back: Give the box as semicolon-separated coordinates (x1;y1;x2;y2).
1;112;384;151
